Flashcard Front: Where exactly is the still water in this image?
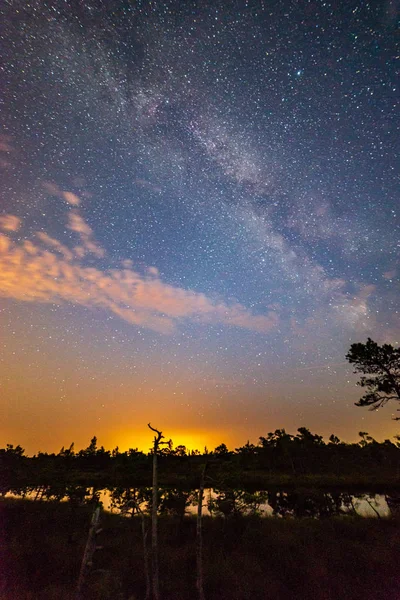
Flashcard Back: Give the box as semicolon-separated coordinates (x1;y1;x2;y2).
4;486;395;518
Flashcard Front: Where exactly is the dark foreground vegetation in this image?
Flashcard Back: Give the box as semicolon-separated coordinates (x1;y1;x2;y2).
1;498;399;600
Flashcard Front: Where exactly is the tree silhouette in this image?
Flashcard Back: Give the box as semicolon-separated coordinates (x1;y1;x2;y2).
346;338;400;416
148;423;171;600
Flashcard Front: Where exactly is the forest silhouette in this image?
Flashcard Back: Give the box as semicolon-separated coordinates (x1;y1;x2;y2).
2;425;400;494
2;339;400;599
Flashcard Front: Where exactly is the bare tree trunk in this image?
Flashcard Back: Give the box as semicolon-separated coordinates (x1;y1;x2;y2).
148;423;167;600
151;434;160;600
142;513;151;600
196;463;207;600
34;486;44;501
132;497;151;600
75;505;102;600
365;496;381;519
350;497;358;516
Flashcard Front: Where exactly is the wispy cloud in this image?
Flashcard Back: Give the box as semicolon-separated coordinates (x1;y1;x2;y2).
0;217;278;335
42;181;82;206
42;181;62;196
36;232;74;260
0;214;21;232
63;191;81;206
68;212;93;237
67;211;105;258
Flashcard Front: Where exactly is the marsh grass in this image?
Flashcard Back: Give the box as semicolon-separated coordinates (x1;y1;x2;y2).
1;499;400;599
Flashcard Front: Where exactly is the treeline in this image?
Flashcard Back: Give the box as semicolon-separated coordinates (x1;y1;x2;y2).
2;427;400;490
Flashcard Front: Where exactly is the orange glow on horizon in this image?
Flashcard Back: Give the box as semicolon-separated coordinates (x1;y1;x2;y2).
106;427;234;454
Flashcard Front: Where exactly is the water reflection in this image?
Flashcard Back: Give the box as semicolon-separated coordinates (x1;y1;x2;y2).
4;485;394;518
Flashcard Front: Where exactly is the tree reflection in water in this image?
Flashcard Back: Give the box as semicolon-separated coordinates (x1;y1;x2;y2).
3;484;392;518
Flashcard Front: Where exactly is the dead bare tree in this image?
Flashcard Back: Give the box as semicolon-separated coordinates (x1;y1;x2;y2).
196;462;208;600
131;496;151;600
148;423;170;600
75;504;102;600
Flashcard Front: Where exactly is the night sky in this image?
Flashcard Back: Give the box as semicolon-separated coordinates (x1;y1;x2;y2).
0;0;398;454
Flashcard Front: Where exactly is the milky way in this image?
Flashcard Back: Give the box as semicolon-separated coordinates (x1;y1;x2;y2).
0;0;398;451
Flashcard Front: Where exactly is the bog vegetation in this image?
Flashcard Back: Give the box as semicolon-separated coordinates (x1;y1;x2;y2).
1;338;399;599
2;425;400;599
3;498;400;600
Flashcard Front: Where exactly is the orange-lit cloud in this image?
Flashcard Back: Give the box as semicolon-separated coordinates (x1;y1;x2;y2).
0;218;278;335
42;181;82;206
63;191;81;206
0;214;21;232
36;232;74;260
147;266;159;277
67;210;105;258
42;181;62;196
68;211;93;236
